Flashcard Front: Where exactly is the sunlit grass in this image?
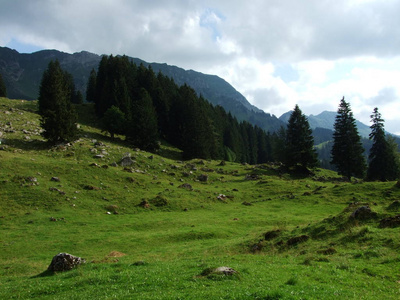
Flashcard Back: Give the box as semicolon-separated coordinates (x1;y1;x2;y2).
1;97;400;299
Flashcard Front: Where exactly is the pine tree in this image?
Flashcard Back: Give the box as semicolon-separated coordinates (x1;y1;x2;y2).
367;107;400;181
38;60;78;143
126;88;159;151
0;73;6;97
331;97;366;180
285;105;318;169
86;69;97;102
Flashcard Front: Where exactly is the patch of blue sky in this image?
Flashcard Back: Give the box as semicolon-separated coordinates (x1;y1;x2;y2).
273;63;299;82
199;8;226;41
6;38;43;54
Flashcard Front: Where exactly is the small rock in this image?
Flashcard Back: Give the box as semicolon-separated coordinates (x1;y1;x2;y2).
178;183;192;190
48;253;85;272
198;174;208;182
51;177;60;182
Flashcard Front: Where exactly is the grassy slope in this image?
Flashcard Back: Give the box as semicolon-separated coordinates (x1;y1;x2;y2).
0;97;400;299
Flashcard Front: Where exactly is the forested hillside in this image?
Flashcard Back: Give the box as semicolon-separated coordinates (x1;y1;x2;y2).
0;46;284;133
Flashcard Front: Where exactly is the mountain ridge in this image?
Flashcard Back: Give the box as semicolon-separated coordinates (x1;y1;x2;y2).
0;46;284;132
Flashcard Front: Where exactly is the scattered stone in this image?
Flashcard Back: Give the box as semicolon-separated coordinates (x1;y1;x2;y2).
102;165;109;169
201;266;238;277
94;141;105;147
242;201;253;206
245;174;260;180
84;185;100;190
110;162;118;167
217;194;227;201
178;183;192;190
49;187;65;195
48;253;85;272
94;154;105;159
350;206;377;220
51;177;60;182
120;156;135;167
197;174;208;182
148;155;154;160
218;161;226;166
232;188;239;192
379;215;400;228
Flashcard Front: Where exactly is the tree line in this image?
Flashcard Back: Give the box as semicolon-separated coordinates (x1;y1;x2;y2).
36;58;399;181
87;55;285;163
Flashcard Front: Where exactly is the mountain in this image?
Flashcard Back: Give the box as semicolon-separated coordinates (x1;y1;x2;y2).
0;46;284;132
279;110;371;138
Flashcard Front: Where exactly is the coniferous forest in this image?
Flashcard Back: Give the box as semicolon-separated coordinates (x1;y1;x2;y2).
90;55;278;163
35;56;400;181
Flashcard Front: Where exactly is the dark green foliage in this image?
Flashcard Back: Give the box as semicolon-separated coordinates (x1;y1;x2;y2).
367;107;399;181
331;97;366;179
285;105;318;168
126;88;159;151
0;72;6;97
90;55;281;162
102;106;126;139
86;69;97;102
38;60;78;143
75;90;84;104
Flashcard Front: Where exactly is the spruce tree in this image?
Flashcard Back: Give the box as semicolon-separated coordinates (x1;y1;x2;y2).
285;105;318;169
367;107;399;181
86;69;97;102
331;97;366;180
38;60;78;143
126;88;159;151
0;73;6;97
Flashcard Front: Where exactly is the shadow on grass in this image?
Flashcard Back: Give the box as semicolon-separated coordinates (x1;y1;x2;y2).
31;269;55;278
3;138;49;151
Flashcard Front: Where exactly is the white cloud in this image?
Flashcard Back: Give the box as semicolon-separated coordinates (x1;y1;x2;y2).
1;0;400;133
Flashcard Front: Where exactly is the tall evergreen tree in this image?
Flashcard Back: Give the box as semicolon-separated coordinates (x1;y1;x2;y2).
0;73;6;97
126;88;159;151
331;97;366;179
86;68;97;102
38;60;78;143
367;107;399;181
285;105;318;169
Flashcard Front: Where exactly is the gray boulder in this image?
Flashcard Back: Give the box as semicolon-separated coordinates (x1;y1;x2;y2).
48;253;85;272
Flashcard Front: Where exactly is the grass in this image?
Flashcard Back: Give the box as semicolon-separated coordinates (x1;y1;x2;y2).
1;97;400;299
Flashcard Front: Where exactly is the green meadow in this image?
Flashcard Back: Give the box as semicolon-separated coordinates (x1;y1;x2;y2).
1;97;399;299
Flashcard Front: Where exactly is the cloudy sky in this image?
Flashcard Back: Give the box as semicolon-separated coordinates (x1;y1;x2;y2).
1;0;400;133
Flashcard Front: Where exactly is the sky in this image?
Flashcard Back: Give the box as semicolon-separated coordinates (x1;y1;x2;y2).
1;0;400;134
